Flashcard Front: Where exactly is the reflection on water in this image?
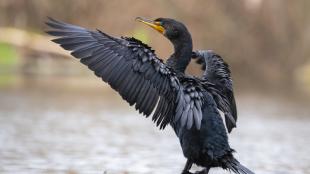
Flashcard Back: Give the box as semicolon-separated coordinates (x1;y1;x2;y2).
0;82;310;174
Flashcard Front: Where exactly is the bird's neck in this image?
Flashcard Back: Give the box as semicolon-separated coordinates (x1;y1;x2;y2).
167;36;193;73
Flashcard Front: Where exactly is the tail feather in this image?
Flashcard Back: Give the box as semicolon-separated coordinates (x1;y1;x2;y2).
226;158;255;174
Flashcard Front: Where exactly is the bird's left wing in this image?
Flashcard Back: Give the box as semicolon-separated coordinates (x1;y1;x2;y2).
46;18;203;130
193;50;237;133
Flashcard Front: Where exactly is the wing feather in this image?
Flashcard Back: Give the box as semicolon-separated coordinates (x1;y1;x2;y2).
47;18;205;130
193;50;237;132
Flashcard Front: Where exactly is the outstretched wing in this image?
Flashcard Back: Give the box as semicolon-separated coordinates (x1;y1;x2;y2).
193;50;237;133
46;18;204;130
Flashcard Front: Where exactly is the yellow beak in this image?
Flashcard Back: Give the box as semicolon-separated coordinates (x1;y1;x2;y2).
136;17;165;34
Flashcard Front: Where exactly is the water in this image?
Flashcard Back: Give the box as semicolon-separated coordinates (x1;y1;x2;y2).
0;83;310;174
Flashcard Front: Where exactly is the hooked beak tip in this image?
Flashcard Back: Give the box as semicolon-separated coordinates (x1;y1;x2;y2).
135;17;142;22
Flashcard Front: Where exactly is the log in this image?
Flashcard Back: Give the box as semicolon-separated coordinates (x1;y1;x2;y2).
0;27;70;57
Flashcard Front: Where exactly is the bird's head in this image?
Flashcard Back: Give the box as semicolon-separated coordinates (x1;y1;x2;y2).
136;17;191;43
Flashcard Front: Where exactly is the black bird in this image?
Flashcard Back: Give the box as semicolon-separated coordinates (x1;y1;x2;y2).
46;17;254;174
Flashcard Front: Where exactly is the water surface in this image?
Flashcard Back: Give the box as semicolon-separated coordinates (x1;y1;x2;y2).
0;83;309;174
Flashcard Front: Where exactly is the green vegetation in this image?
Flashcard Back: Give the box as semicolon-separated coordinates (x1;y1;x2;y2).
132;28;150;44
0;42;18;67
0;42;19;87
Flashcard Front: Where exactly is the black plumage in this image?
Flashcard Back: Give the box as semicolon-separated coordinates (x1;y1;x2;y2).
192;50;237;132
46;17;254;174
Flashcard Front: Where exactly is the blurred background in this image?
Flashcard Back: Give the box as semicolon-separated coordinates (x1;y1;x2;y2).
0;0;309;174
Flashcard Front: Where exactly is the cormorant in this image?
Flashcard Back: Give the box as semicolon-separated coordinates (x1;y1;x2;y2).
46;17;254;174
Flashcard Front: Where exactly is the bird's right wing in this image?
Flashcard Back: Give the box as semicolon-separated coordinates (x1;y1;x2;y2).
46;18;204;130
193;50;237;133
